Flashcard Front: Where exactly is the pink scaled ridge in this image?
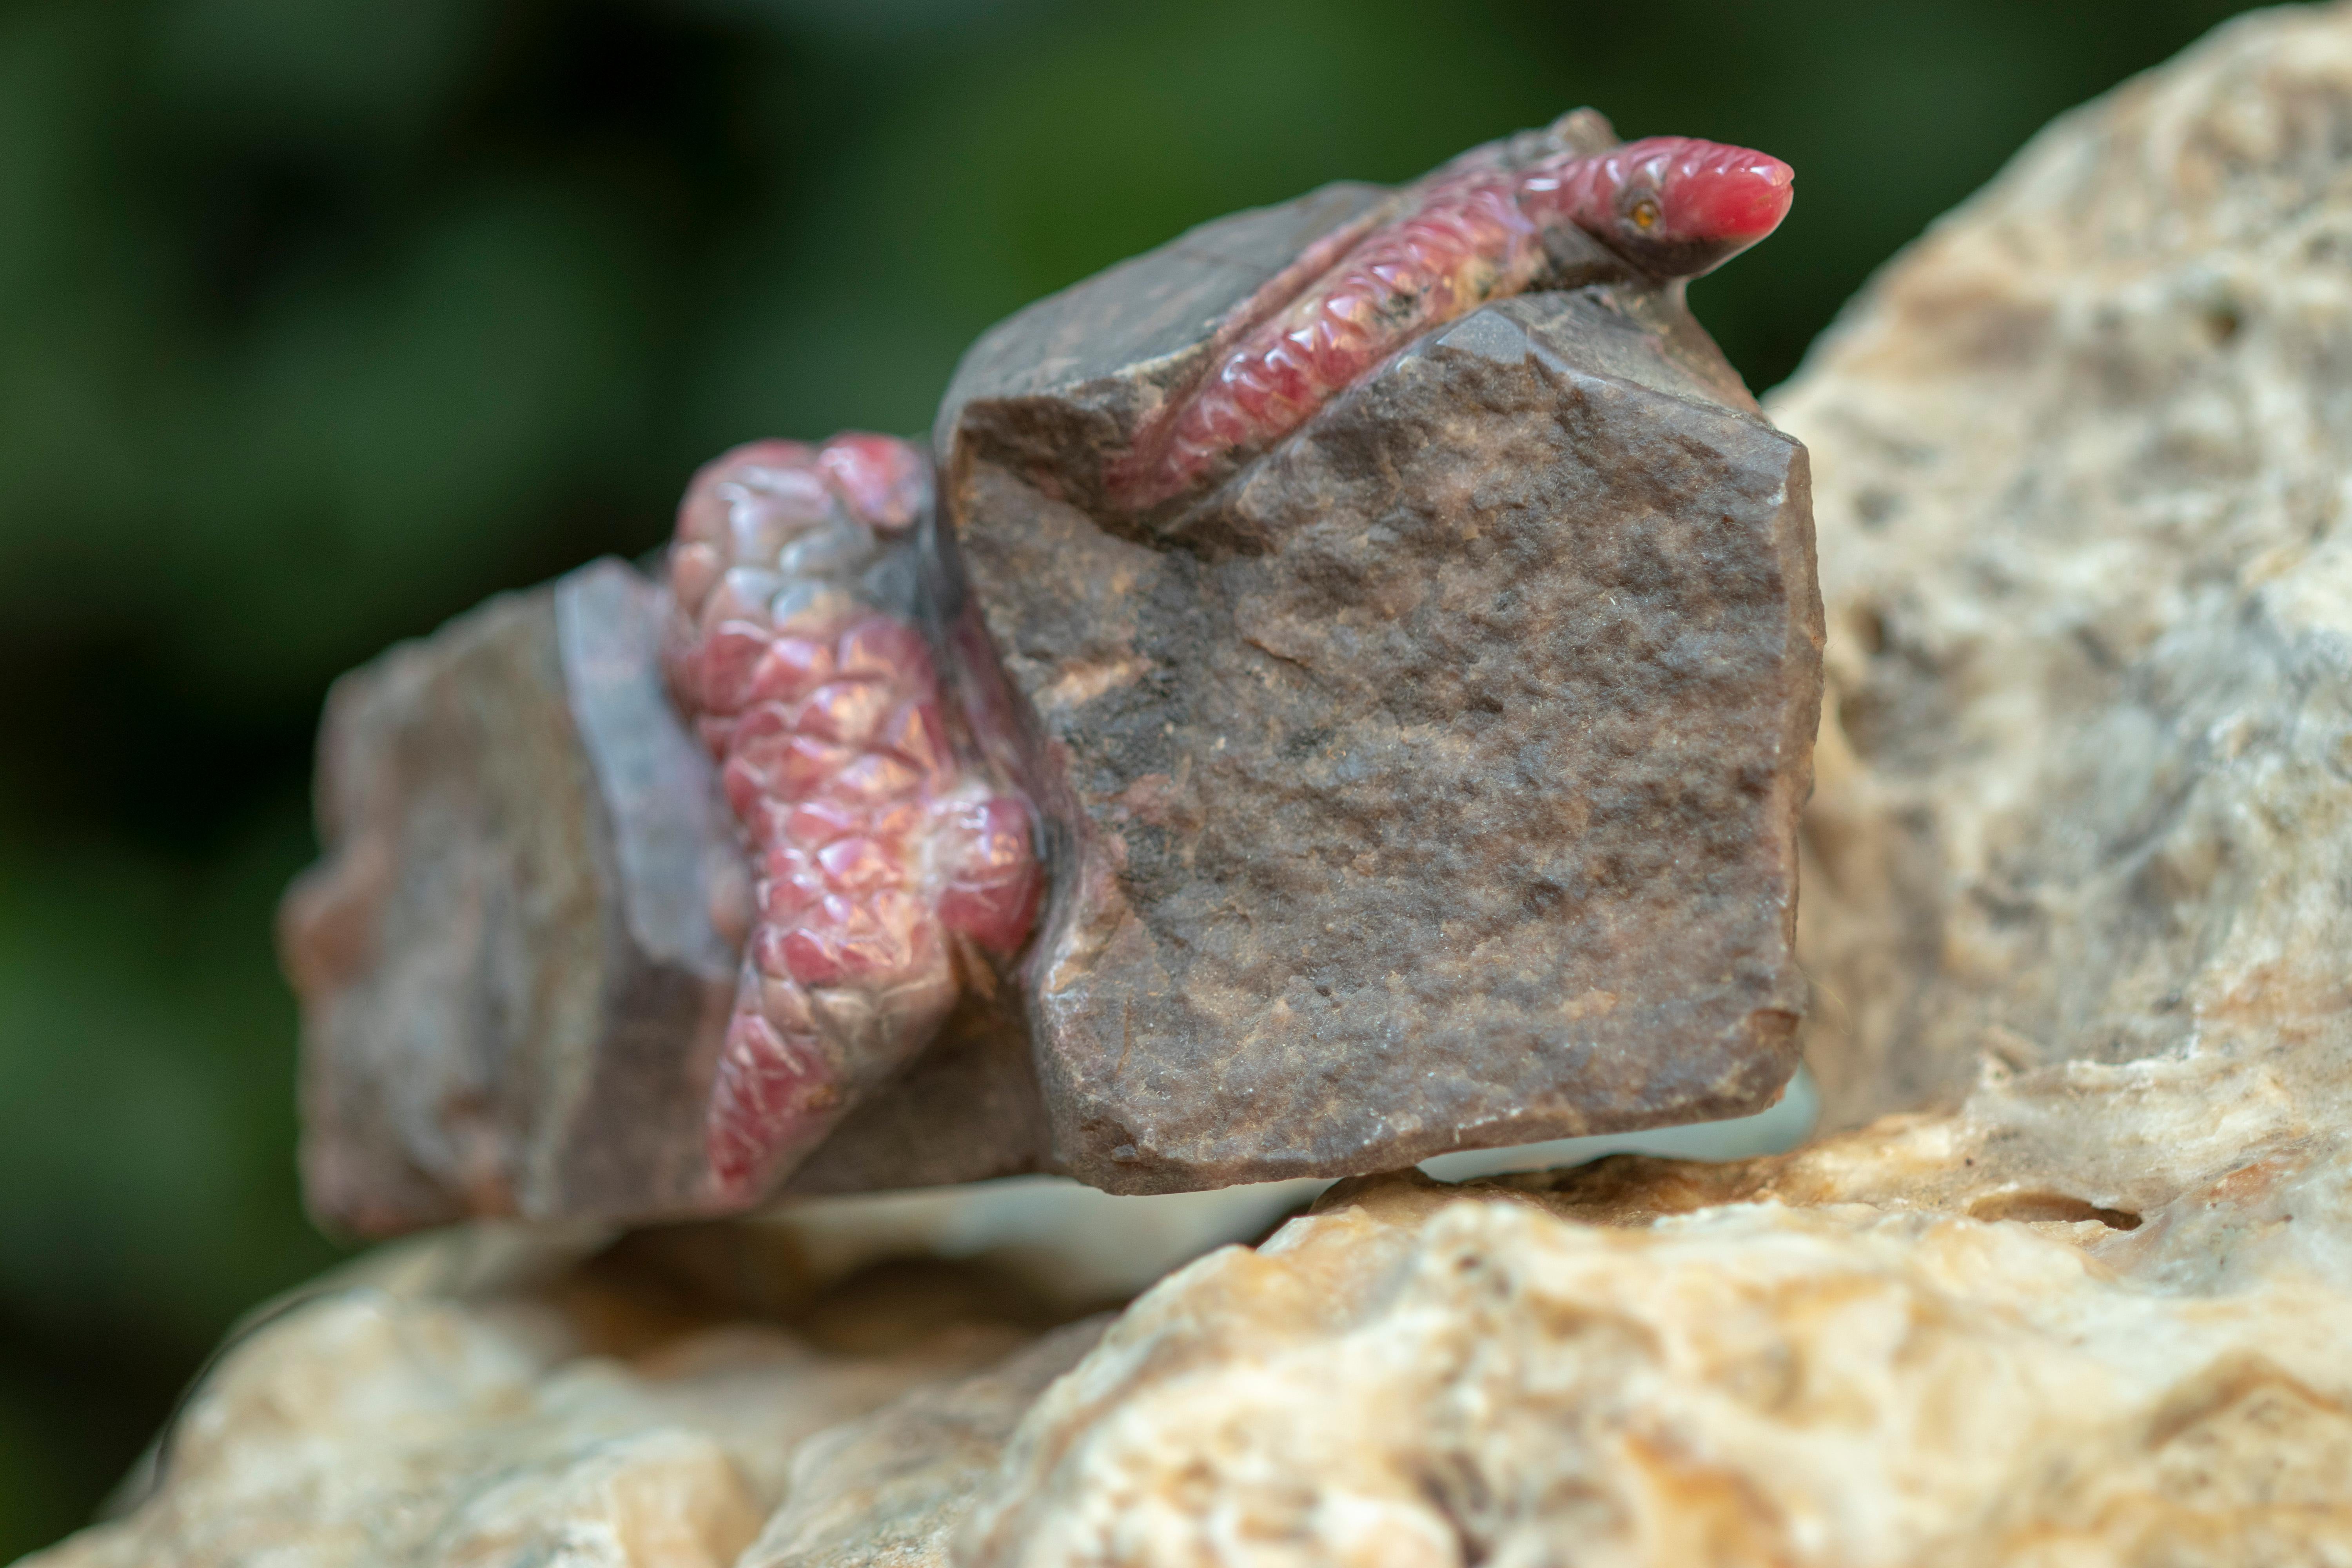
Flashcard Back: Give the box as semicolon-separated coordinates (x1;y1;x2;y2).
664;434;1042;1202
1110;132;1794;511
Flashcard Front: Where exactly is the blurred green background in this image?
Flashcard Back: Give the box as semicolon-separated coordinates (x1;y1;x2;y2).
0;0;2275;1552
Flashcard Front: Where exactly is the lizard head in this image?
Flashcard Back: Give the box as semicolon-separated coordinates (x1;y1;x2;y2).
1540;134;1795;280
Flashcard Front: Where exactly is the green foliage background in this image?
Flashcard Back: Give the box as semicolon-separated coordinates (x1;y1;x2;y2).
0;0;2272;1552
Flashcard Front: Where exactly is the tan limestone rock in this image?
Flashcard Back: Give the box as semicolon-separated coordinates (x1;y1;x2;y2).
1774;0;2352;1132
961;1169;2352;1567
27;1237;1027;1568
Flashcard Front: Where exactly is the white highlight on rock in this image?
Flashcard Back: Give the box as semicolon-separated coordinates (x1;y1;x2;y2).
754;1067;1817;1306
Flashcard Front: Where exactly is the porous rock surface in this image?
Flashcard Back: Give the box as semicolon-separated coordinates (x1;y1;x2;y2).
29;1234;1033;1568
37;7;2352;1566
739;1319;1107;1568
967;1155;2352;1567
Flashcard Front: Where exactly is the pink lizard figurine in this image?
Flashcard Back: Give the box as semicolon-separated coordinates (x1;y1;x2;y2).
1109;134;1795;510
664;435;1041;1201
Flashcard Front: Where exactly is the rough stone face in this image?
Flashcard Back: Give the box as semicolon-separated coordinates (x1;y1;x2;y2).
939;163;1821;1192
282;557;1053;1236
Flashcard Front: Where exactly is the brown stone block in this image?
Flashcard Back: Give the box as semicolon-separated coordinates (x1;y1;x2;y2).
938;212;1822;1191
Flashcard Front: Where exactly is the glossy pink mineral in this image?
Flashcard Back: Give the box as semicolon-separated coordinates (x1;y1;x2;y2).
664;436;1041;1201
1110;134;1794;510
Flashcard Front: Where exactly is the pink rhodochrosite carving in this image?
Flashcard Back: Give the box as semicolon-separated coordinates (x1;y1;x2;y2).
664;435;1041;1201
1111;134;1795;510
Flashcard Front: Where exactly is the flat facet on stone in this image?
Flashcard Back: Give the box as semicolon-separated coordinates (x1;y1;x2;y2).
282;559;731;1233
938;208;1822;1192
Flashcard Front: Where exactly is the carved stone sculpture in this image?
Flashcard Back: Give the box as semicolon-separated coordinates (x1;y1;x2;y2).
281;109;1817;1229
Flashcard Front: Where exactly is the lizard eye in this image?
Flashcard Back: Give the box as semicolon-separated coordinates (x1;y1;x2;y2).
1631;198;1661;231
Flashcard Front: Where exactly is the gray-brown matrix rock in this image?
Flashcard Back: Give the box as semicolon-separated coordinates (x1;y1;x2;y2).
936;150;1824;1192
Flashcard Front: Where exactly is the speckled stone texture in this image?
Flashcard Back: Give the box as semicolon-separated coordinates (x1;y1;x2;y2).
938;142;1821;1194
